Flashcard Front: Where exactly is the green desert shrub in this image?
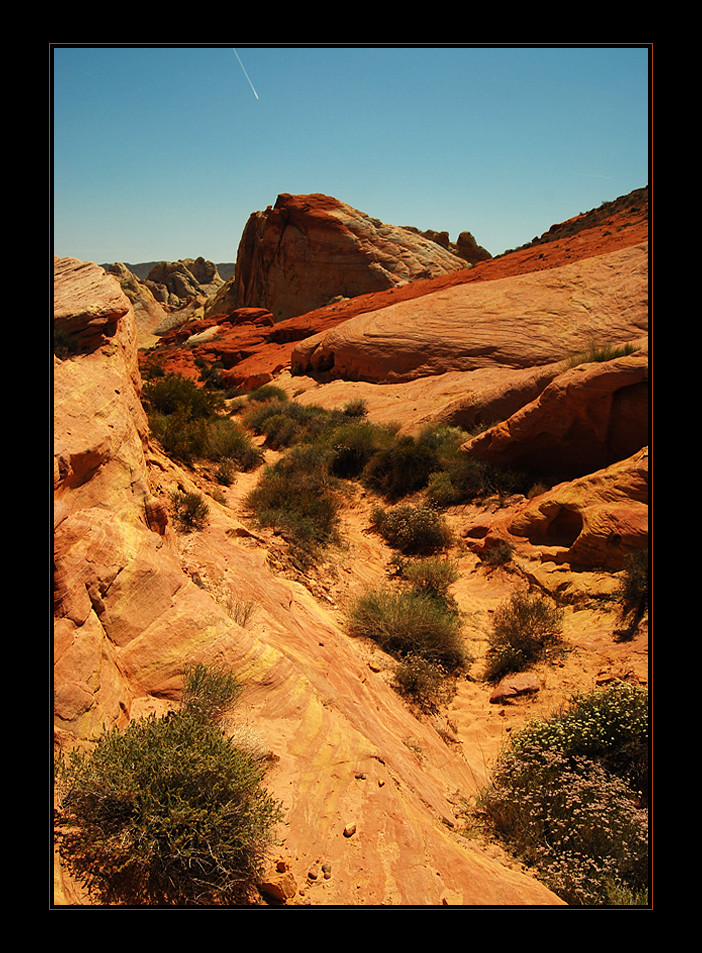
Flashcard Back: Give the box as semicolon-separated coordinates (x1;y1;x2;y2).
372;504;453;556
347;586;466;671
484;591;564;682
242;399;342;450
54;663;282;906
324;419;395;479
143;372;225;420
567;341;636;368
480;540;515;567
616;549;649;639
393;654;456;710
426;455;531;506
170;489;210;532
362;434;441;500
143;373;261;468
341;397;369;418
400;555;460;601
245;383;290;403
204;418;264;471
477;683;649;905
245;444;339;550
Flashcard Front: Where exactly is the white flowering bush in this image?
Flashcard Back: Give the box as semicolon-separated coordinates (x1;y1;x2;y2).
477;682;649;906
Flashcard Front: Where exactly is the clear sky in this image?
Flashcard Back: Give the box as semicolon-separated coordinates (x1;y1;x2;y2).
52;43;650;266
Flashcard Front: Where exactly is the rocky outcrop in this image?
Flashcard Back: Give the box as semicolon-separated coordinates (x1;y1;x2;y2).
461;350;649;480
223;192;471;322
144;256;224;307
53;255;561;906
291;242;648;384
463;448;648;572
406;226;492;265
105;262;170;346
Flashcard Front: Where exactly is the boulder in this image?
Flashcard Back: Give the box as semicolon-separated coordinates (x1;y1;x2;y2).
489;672;541;704
507;448;649;571
462;448;648;572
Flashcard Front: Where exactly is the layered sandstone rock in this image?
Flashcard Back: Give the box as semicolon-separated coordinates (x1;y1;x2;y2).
462;448;648;572
291;242;648;384
220;192;470;322
461;350;649;480
105;262;170;347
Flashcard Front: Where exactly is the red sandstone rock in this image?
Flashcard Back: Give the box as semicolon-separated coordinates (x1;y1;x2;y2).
462;448;648;572
489;672;541;704
291;243;648;385
461;349;649;480
223;192;470;322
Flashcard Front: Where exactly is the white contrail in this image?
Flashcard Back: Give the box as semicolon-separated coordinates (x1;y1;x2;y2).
233;48;259;100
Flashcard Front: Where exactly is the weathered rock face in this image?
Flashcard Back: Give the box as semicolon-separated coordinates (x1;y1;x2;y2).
461;350;649;480
53;255;561;907
225;193;471;322
145;256;224;307
105;262;170;347
508;448;649;571
291;242;648;384
463;448;648;572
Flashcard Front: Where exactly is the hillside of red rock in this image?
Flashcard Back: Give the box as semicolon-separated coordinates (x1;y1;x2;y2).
139;188;647;390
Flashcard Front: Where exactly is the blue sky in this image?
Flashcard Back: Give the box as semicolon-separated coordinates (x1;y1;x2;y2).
52;44;650;265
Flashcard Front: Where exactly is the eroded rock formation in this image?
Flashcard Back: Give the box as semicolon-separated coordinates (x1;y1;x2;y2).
291;242;648;384
460;349;649;480
218;192;471;322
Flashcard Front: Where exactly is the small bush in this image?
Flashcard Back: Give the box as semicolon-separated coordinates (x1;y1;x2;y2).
347;587;466;671
54;663;282;906
362;435;440;499
204;418;264;470
616;549;649;639
342;397;368;418
243;399;340;450
246;384;289;403
484;591;564;681
245;444;339;550
426;455;531;506
324;420;395;479
170;489;210;532
567;341;636;367
481;540;515;566
393;655;456;710
513;681;649;801
143;373;225;420
215;458;236;487
373;504;453;556
477;683;649;905
401;556;460;600
143;373;262;468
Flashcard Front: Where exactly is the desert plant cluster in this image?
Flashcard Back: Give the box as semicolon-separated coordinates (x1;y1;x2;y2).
54;664;282;906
